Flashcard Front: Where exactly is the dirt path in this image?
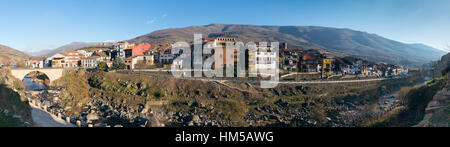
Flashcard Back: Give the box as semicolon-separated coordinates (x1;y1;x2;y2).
30;104;75;127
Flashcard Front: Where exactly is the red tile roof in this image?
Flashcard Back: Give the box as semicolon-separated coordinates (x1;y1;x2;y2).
302;54;314;61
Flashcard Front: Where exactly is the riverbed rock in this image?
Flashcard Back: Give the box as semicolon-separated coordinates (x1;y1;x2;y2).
191;115;200;123
65;117;71;123
187;121;194;126
145;115;162;127
87;113;100;122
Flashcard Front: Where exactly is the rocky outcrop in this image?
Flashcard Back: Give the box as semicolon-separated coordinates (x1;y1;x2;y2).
415;81;450;127
416;53;450;127
0;82;33;126
36;68;428;127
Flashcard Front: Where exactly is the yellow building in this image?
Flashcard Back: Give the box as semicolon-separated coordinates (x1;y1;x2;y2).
321;57;333;78
362;64;367;76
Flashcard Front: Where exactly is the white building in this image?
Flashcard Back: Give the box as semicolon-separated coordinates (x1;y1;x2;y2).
249;43;279;77
26;60;44;68
77;50;94;58
159;50;176;64
81;56;100;68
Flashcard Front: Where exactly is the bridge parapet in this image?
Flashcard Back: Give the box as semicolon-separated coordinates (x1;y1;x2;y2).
9;68;65;83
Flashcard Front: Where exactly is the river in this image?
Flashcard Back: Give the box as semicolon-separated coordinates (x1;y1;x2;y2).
22;76;75;127
23;76;47;91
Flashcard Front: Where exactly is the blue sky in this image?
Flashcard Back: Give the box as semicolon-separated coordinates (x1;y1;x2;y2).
1;0;449;52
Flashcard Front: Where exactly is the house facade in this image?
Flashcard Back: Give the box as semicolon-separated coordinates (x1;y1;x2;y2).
213;37;240;70
60;50;84;67
321;57;333;78
248;43;278;76
114;42;151;59
48;53;67;68
125;55;155;70
51;57;66;68
81;56;100;68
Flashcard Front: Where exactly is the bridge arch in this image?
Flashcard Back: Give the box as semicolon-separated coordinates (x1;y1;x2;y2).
10;68;64;83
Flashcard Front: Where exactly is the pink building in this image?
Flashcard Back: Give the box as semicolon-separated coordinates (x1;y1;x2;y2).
131;43;151;56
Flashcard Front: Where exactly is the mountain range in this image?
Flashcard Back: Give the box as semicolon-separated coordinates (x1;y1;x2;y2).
129;24;447;67
26;42;103;57
5;24;447;67
0;44;30;66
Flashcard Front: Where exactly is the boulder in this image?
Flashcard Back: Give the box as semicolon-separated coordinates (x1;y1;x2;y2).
145;114;161;127
86;113;100;122
187;121;194;126
190;115;200;123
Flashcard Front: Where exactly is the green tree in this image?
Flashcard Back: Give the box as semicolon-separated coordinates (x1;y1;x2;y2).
97;62;109;72
112;58;126;70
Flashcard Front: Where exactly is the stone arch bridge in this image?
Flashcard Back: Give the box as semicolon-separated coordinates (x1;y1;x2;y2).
10;68;64;83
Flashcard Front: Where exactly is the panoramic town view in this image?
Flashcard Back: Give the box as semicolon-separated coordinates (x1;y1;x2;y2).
1;0;449;132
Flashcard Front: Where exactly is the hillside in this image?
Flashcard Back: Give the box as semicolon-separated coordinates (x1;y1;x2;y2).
432;52;450;77
128;24;447;67
376;53;450;127
0;44;29;66
416;52;450;127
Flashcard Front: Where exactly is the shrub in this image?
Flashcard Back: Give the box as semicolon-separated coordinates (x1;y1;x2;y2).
310;103;327;123
374;76;446;127
97;62;109;72
0;84;31;124
398;86;412;101
0;112;24;127
214;98;246;125
88;73;103;89
12;80;23;90
56;70;90;116
112;58;126;70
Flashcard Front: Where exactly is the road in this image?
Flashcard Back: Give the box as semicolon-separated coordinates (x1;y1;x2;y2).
118;70;395;84
276;78;387;84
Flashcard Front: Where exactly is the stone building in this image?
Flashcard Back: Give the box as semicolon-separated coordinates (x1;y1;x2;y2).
125;55;155;70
